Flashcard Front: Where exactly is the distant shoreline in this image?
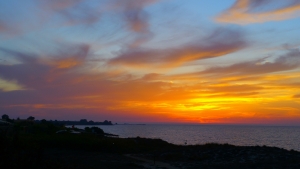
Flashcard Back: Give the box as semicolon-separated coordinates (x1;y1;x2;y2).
66;123;146;126
116;124;146;125
36;119;113;125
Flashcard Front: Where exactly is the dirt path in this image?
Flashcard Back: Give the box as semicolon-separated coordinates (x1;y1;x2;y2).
124;154;179;169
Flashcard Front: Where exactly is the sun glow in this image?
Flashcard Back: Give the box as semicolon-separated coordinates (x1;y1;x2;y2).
0;0;300;124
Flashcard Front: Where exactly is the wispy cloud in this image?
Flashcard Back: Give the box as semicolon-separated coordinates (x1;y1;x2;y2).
0;19;12;34
0;0;300;124
109;27;247;68
201;48;300;76
38;0;101;26
216;0;300;24
293;94;300;98
114;0;157;33
111;0;159;47
0;43;90;89
1;44;299;123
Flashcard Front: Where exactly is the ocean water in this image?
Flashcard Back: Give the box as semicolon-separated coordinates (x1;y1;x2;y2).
74;124;300;151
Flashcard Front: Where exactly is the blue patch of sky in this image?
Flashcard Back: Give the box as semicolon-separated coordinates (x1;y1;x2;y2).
142;0;235;49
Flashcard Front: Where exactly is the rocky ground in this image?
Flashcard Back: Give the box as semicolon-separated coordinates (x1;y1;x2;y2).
34;142;300;169
133;143;300;169
1;123;299;169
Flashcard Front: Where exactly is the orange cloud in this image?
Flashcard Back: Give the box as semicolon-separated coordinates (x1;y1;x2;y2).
216;0;300;24
1;43;300;124
50;44;89;69
293;94;300;98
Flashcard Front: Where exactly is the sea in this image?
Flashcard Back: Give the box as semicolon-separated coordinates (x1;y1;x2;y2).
73;124;300;151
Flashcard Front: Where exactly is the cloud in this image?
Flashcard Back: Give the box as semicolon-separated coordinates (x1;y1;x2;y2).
0;0;157;47
141;73;162;81
0;20;25;37
206;84;263;94
293;94;300;98
115;0;157;33
48;44;90;69
42;0;84;10
0;20;11;34
0;44;192;118
109;27;247;68
0;0;101;35
201;48;300;76
38;0;102;26
1;1;299;124
0;45;299;123
216;0;300;24
0;44;90;89
111;0;159;47
0;78;25;92
0;42;216;122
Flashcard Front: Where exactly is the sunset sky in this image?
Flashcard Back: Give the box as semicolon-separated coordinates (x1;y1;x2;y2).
0;0;300;125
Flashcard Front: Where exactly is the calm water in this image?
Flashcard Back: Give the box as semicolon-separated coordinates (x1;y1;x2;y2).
74;124;300;151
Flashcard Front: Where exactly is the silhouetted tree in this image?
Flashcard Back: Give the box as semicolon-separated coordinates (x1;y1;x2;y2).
2;114;9;120
103;120;112;125
41;119;47;123
27;116;35;121
91;127;104;135
80;119;87;123
84;127;91;132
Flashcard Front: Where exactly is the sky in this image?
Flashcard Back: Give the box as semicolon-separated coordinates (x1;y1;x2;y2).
0;0;300;125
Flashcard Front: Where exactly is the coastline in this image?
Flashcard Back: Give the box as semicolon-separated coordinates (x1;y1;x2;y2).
1;134;300;168
72;124;300;151
1;121;300;169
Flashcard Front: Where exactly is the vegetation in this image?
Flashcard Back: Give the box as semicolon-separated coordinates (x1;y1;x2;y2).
0;117;171;168
1;114;14;123
1;115;300;169
43;119;113;125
